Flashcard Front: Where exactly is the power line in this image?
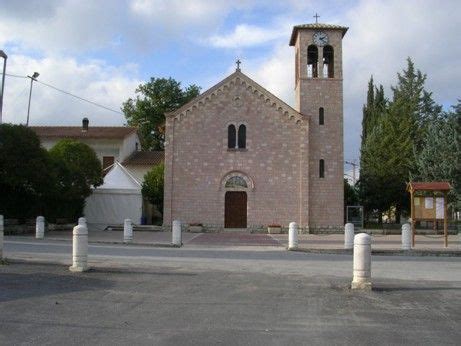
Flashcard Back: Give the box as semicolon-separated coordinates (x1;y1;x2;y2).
4;72;28;79
2;72;123;115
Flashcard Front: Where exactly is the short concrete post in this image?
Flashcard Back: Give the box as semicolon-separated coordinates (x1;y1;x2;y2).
344;223;354;249
402;223;411;250
288;222;298;250
78;217;87;227
172;220;182;247
35;216;45;239
351;233;372;290
124;219;133;243
69;224;89;272
0;215;4;259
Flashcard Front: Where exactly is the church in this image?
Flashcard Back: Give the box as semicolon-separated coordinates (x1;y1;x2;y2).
163;22;347;232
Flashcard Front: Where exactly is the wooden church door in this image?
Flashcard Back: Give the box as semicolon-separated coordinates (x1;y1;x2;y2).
225;191;247;228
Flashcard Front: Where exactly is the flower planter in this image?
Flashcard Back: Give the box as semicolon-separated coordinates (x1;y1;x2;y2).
189;225;203;233
267;226;282;234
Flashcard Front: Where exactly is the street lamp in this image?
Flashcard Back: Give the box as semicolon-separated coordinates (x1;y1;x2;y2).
26;71;39;126
0;50;7;124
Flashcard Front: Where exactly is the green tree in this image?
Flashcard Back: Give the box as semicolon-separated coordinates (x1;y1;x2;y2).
359;77;387;220
48;140;103;219
413;102;460;210
0;124;54;218
141;163;164;215
123;78;201;150
359;58;443;222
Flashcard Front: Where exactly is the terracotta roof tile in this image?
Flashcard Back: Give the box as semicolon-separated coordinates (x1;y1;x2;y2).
123;151;164;166
407;182;452;192
31;126;137;139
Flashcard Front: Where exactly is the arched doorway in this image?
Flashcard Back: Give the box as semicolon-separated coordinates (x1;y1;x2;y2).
225;191;247;228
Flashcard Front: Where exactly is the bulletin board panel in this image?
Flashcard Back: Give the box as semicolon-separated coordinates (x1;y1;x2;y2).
413;197;445;220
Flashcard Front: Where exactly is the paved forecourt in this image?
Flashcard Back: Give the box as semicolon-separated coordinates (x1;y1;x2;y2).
1;250;460;345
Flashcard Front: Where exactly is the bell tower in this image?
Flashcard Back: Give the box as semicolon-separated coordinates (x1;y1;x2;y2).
290;22;348;231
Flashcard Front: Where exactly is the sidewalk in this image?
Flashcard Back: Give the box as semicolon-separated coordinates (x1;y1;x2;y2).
6;230;461;255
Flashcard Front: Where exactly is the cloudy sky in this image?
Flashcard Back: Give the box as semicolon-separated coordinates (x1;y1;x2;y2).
1;0;460;167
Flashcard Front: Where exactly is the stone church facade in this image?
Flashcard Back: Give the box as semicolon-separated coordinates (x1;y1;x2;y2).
163;23;347;232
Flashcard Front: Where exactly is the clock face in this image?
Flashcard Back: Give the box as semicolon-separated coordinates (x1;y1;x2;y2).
313;31;329;46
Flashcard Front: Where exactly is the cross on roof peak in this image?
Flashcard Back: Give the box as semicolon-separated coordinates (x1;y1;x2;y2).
314;13;320;23
236;59;241;71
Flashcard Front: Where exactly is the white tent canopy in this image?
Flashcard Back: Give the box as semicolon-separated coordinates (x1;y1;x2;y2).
84;161;142;230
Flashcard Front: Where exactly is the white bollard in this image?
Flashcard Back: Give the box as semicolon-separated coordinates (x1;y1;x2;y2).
172;220;182;247
36;216;45;239
78;217;87;228
344;223;354;249
288;222;298;250
124;219;133;243
402;223;411;250
351;233;372;290
69;224;89;272
0;215;4;259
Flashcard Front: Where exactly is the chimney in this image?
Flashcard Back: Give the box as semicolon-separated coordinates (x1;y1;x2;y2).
82;117;89;132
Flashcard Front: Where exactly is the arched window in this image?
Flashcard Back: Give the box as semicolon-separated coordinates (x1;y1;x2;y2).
225;176;248;188
238;124;246;149
319;159;325;178
323;45;334;78
307;45;318;78
228;124;236;148
319;107;324;125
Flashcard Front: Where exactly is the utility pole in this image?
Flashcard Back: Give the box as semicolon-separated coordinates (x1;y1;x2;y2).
345;160;359;185
26;72;39;126
0;50;7;124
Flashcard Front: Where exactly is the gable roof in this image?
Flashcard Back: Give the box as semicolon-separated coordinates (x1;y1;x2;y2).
122;151;164;166
166;70;304;123
289;23;349;46
31;126;137;140
407;182;452;192
97;161;141;190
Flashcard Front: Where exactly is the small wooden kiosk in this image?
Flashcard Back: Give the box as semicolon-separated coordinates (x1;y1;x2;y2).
407;182;451;248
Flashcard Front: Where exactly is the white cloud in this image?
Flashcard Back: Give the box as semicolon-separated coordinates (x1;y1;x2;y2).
207;24;286;48
2;55;142;126
210;0;461;162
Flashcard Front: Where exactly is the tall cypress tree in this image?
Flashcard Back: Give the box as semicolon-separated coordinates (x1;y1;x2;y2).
359;58;443;222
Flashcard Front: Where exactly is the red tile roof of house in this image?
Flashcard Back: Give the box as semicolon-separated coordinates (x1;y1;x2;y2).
122;151;164;166
407;182;452;192
31;126;137;139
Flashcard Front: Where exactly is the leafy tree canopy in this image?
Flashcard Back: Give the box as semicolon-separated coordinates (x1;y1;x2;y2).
122;77;201;150
0;124;54;217
141;163;164;215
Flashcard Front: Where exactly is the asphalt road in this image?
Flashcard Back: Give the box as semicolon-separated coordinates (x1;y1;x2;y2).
1;240;460;345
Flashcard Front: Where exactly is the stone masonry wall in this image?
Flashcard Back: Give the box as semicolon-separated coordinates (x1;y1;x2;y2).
295;28;345;229
164;73;309;230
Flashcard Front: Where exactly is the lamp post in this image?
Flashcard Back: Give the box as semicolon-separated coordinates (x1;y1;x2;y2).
26;71;39;126
0;50;7;124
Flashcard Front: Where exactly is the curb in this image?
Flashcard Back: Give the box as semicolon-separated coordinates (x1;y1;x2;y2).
5;236;181;248
288;248;461;257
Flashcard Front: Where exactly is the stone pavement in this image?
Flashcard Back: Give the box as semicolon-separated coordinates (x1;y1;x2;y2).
1;258;460;345
6;230;461;253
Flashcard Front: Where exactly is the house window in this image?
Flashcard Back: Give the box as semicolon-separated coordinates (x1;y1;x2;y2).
238;124;246;149
319;107;324;125
225;176;248;188
102;156;114;170
228;124;236;148
319;159;325;178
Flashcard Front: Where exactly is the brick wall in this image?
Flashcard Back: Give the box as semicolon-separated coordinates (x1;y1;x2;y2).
164;73;309;230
